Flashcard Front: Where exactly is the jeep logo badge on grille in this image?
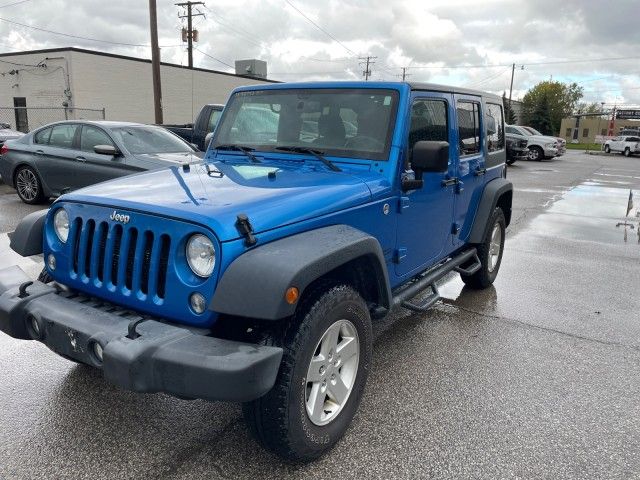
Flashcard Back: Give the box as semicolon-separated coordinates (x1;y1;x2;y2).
110;210;130;224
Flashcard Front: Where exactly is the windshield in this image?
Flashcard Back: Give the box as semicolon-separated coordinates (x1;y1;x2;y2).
112;126;194;154
213;88;399;161
525;127;544;136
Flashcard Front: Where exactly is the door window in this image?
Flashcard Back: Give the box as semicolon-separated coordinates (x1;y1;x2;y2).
80;125;114;151
408;99;448;168
456;101;481;155
48;124;79;149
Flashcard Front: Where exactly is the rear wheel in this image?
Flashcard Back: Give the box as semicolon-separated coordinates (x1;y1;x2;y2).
461;207;506;289
242;284;372;461
15;166;45;204
528;146;543;161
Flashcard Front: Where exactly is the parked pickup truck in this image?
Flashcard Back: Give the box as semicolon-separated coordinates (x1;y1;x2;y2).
164;104;224;150
0;81;512;461
505;124;558;161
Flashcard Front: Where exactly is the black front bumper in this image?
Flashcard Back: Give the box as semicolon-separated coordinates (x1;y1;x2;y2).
0;266;283;402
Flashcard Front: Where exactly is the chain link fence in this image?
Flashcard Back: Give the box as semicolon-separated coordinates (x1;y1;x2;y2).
0;107;106;133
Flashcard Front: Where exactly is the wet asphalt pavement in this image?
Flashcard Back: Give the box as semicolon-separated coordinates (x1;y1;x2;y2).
1;151;639;479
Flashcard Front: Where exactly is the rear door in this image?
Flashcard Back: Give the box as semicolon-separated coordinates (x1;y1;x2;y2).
77;125;130;186
34;123;82;193
452;95;486;246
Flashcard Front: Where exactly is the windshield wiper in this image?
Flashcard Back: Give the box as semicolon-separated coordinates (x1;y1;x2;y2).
214;144;261;163
275;146;342;172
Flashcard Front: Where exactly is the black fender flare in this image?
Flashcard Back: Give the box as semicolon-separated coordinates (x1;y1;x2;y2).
468;178;513;244
210;225;392;320
9;209;48;257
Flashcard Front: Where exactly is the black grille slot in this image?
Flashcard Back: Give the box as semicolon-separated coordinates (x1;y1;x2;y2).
141;231;154;295
83;220;95;278
111;224;123;284
124;228;138;291
72;218;83;274
157;235;171;299
96;222;108;282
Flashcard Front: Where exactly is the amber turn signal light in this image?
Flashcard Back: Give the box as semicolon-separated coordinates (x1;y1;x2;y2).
285;287;299;304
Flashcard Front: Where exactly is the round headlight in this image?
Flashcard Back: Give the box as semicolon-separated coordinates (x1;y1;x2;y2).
53;209;69;243
186;234;215;277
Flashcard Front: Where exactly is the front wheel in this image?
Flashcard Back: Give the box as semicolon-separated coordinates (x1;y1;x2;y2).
624;147;631;157
242;284;372;461
528;146;543;161
604;145;611;153
461;207;506;289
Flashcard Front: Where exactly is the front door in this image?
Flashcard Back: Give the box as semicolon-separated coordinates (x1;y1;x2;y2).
395;93;456;278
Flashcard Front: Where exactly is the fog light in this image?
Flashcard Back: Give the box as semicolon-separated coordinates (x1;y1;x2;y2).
47;254;56;271
92;342;104;363
190;292;206;314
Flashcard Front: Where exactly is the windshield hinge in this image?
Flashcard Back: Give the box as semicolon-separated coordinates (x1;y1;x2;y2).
235;213;257;247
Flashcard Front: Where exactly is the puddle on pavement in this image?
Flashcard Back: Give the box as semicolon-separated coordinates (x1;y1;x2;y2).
521;183;639;244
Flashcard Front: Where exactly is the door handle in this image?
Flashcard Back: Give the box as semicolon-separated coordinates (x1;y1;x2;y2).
35;150;44;155
441;177;458;187
474;167;487;176
75;156;86;162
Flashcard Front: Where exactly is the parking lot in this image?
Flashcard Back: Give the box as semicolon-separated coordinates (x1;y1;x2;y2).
0;150;639;479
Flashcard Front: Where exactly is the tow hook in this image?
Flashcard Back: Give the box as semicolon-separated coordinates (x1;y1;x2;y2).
18;281;33;298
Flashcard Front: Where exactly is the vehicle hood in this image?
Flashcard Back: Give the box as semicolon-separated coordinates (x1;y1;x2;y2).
61;159;375;242
528;134;558;144
132;151;204;166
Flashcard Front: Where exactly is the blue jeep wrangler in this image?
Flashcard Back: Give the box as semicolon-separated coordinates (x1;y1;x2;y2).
0;81;512;461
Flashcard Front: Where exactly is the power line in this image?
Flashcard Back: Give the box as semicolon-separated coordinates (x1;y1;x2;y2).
0;0;30;8
194;47;234;69
283;0;357;57
176;1;204;68
406;55;640;70
359;56;376;81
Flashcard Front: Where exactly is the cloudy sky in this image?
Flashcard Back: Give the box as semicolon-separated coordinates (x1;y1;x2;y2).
2;0;639;106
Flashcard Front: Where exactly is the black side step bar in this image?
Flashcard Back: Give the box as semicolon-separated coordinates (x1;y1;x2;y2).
392;248;480;313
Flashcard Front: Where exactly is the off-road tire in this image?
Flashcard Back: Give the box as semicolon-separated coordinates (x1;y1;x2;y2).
461;207;506;289
506;158;516;165
528;146;543;161
14;166;45;204
242;283;372;462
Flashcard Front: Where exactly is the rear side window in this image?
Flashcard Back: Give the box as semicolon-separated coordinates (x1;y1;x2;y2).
208;109;223;132
81;126;114;151
49;124;79;149
34;127;52;145
485;103;504;152
457;101;481;155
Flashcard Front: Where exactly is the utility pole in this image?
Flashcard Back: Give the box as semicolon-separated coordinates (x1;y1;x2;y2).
176;1;204;68
149;0;163;124
359;56;377;81
508;63;515;112
398;67;411;82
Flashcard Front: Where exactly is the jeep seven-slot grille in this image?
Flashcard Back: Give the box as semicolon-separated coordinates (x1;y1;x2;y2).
70;218;171;300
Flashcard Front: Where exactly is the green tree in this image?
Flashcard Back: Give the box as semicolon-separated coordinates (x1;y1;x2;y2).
521;81;583;135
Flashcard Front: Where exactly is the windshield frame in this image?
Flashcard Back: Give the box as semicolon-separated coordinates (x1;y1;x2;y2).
212;88;400;162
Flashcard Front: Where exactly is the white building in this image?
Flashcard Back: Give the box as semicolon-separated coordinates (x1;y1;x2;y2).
0;47;274;131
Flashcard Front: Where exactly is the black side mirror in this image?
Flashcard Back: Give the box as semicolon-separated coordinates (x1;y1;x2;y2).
412;140;449;174
94;144;120;156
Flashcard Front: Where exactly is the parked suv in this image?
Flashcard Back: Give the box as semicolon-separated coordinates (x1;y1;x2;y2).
604;136;640;156
0;82;512;461
521;126;566;156
505;124;558;160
